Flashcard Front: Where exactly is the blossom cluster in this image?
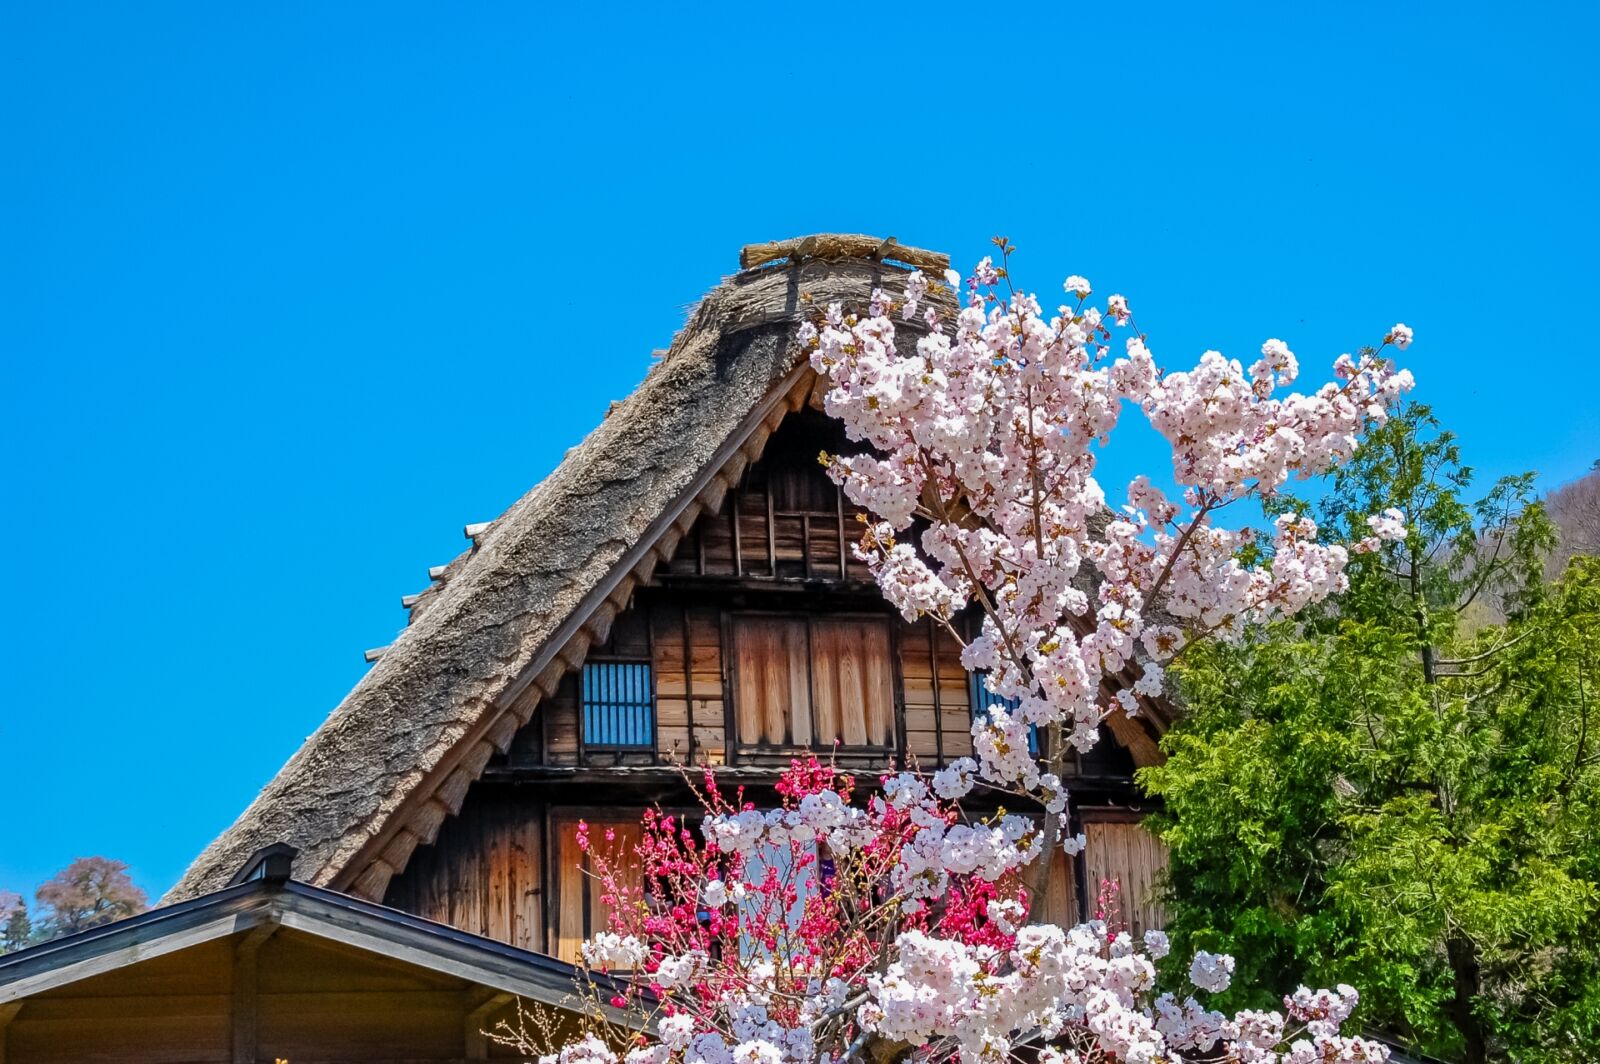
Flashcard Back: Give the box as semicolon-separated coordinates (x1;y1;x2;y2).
804;256;1414;780
1354;506;1410;554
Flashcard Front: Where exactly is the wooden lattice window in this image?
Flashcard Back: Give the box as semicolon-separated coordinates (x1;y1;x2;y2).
581;662;655;749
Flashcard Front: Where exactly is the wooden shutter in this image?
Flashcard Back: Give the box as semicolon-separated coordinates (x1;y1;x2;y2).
811;619;894;746
733;618;810;746
1082;818;1168;937
551;816;643;963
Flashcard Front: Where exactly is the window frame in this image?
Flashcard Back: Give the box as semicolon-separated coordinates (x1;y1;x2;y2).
579;657;657;753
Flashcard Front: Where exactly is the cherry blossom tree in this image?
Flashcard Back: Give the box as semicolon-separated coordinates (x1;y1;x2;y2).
518;245;1415;1064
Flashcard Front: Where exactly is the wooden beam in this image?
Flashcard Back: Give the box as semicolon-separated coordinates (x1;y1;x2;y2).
464;988;514;1059
739;234;950;272
231;922;276;1064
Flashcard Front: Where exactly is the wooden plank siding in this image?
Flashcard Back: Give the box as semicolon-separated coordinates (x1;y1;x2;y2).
652;606;727;765
811;618;894;747
663;409;859;584
1081;816;1169;939
550;816;643;965
902;620;974;764
727;615;897;754
387;793;1102;962
384;792;546;954
387;801;650;966
511;608;971;770
1038;845;1081;931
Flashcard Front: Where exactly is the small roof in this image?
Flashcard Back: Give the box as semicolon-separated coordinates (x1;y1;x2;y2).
0;874;622;1018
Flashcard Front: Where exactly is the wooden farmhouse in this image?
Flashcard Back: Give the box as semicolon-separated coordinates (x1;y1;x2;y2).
0;235;1173;1063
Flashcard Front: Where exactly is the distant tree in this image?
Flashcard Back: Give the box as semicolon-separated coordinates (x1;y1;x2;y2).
0;890;30;954
1545;466;1600;577
34;857;148;937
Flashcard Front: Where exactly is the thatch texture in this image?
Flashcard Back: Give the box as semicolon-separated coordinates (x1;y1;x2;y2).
169;245;951;903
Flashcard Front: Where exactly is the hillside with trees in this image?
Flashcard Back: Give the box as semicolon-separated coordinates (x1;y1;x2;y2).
1546;462;1600;578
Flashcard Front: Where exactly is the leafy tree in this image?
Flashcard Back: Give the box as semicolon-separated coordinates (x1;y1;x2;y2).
1143;405;1599;1062
33;856;148;937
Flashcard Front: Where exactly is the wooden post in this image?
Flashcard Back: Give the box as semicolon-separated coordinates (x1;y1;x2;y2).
681;605;696;759
765;481;777;576
231;923;276;1064
464;989;514;1059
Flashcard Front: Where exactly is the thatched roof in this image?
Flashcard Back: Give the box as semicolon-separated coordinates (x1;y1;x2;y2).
169;237;954;904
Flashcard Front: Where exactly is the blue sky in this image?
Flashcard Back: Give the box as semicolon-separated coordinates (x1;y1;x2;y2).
2;2;1596;901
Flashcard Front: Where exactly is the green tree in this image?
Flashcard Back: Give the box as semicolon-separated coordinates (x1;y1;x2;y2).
1142;405;1598;1062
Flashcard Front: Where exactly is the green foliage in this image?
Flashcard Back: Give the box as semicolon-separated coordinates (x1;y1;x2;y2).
1142;406;1599;1063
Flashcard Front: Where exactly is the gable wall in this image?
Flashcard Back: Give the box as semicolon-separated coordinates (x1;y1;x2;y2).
385;408;1161;955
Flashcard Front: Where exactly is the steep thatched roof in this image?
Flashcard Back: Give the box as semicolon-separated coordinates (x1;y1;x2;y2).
169;238;954;904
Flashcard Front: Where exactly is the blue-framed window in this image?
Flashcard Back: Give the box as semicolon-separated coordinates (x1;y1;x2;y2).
582;661;655;749
968;670;1039;754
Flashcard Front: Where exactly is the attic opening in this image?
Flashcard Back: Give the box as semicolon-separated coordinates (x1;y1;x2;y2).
659;406;867;584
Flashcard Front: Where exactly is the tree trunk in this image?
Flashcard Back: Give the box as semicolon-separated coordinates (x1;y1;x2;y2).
1445;934;1488;1064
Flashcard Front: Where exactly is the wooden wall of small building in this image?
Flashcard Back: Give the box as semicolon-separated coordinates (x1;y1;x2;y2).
1081;815;1170;938
0;928;549;1063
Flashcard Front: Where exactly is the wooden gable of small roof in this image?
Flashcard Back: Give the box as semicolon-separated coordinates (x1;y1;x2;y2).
0;876;635;1062
168;237;960;906
0;877;618;1015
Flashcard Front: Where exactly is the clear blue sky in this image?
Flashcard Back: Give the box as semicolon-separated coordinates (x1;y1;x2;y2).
2;2;1595;901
